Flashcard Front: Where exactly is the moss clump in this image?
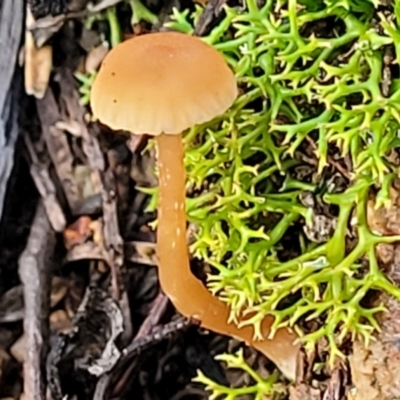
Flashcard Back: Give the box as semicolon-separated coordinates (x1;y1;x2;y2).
194;350;287;399
145;0;400;363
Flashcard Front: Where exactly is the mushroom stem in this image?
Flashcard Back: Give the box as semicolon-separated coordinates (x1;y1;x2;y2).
155;133;300;381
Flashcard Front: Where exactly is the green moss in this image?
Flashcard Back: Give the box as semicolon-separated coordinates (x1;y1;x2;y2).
194;350;287;399
148;0;400;363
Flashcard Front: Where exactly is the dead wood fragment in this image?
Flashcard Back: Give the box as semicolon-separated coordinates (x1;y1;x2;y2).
46;286;123;400
74;287;124;376
46;334;68;400
24;6;53;99
65;241;105;261
0;0;24;221
123;316;193;359
23;133;67;232
112;317;195;397
131;292;169;340
18;200;55;400
58;70;104;171
322;368;345;400
36;89;81;213
0;0;23;111
99;169;125;299
65;240;157;267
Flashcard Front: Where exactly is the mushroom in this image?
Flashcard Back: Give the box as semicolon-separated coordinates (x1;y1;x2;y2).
90;31;300;380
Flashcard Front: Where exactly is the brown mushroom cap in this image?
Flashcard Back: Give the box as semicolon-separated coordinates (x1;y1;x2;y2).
90;31;238;134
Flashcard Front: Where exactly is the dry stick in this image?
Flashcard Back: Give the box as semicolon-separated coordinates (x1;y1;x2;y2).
0;0;24;221
134;292;169;338
23;132;67;232
36;89;81;212
19;200;55;400
99;168;123;300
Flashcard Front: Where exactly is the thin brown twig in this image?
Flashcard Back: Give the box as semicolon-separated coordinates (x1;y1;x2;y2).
134;292;169;338
36;89;81;212
19;200;55;400
23;132;67;232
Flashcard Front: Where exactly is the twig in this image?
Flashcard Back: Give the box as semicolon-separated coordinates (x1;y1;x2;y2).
36;89;81;212
19;200;55;400
134;292;169;338
123;315;191;358
23;132;67;232
0;0;24;220
112;316;193;398
46;334;68;400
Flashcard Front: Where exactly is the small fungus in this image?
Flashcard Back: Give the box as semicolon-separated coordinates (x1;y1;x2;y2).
90;31;300;380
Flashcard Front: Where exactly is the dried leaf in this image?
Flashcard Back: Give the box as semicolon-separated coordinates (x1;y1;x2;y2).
50;310;71;333
63;216;93;250
24;7;52;99
10;334;26;364
50;277;70;307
